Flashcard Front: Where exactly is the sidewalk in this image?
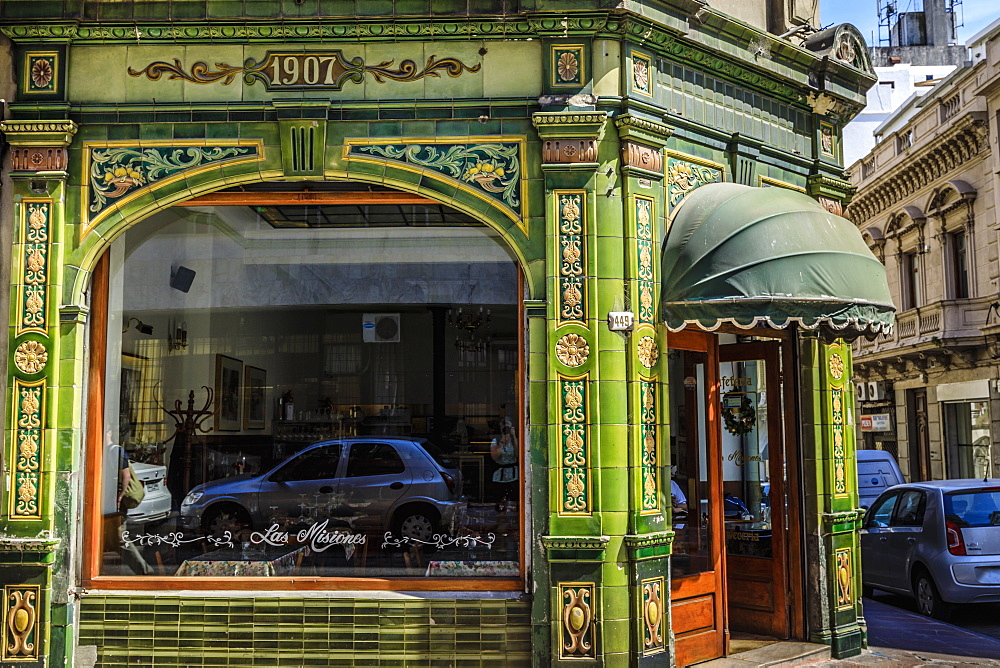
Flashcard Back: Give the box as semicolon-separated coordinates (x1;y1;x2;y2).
698;597;1000;667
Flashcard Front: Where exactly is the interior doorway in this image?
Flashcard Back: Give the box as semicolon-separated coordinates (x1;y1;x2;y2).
669;330;802;665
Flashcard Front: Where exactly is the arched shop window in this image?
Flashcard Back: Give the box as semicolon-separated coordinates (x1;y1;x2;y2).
90;188;523;584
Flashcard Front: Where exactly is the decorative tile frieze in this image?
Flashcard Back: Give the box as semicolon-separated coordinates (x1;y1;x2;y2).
2;585;40;661
622;141;662;175
17;201;50;337
542;139;598;165
84;141;263;232
835;547;853;609
557;191;587;325
666;153;724;213
828;345;849;499
559;375;591;516
346;138;525;227
559;583;596;659
640;379;660;513
551;45;585;88
129;52;480;91
11;147;68;172
641;576;665;654
11;380;44;520
634;196;656;325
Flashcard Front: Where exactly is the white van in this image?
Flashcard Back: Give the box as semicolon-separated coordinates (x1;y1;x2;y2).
856;449;904;509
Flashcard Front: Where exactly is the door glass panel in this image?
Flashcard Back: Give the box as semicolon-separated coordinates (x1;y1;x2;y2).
669;348;712;578
719;358;771;559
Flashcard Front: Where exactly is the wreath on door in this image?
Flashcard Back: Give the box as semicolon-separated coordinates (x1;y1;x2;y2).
722;393;756;436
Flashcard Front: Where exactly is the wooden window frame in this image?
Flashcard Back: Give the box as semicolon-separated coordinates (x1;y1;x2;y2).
81;206;527;593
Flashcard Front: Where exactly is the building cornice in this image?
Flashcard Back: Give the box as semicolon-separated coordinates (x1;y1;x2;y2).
847;112;990;225
0;10;873;111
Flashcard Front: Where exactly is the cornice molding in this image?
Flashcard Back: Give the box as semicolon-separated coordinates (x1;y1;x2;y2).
0;12;872;109
848;112;990;226
0;120;78;146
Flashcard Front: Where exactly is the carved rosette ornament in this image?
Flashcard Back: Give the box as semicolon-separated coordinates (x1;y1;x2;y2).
829;352;845;380
556;333;590;367
641;577;665;653
637;336;659;369
14;341;48;375
3;586;39;661
560;584;595;659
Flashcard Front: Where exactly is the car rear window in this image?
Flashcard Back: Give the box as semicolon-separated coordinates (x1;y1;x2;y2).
419;440;455;469
944;490;1000;527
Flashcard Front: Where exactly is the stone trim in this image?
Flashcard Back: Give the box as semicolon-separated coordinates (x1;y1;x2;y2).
849;113;989;225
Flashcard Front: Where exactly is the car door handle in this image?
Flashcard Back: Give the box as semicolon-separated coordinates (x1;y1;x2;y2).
389;482;404;490
906;537;917;544
319;486;334;494
879;536;888;542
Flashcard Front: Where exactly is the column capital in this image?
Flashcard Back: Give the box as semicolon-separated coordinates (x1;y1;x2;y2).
532;111;606;167
2;119;77;176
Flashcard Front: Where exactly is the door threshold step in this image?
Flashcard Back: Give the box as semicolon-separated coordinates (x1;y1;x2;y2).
694;641;832;667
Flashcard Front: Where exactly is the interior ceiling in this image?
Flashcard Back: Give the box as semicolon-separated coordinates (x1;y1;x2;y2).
202;182;481;229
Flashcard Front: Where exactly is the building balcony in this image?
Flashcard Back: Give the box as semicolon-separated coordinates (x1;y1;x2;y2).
853;296;994;374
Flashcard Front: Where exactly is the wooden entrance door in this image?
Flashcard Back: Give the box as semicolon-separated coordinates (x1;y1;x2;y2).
719;341;790;639
669;330;726;666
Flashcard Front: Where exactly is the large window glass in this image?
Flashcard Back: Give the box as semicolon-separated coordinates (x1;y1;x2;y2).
944;401;991;479
97;190;522;580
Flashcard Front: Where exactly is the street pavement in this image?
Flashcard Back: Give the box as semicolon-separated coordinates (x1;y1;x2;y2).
810;597;1000;666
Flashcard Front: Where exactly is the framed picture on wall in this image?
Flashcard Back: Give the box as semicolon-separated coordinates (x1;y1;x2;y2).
215;354;243;431
244;366;266;430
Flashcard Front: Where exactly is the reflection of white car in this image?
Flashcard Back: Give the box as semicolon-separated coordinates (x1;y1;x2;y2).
126;462;171;524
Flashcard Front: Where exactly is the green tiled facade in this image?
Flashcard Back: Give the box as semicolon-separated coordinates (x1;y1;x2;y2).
0;1;880;666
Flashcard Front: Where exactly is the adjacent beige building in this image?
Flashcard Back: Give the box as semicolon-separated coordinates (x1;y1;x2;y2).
848;19;1000;481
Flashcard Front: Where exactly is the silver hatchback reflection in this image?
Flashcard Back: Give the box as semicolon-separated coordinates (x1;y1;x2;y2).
179;437;462;543
860;479;1000;620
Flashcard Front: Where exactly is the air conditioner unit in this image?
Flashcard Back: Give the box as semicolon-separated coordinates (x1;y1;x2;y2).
855;382;868;402
867;381;887;401
362;313;400;343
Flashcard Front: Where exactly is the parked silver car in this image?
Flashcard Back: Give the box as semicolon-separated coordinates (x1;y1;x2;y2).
860;479;1000;620
179;437;462;542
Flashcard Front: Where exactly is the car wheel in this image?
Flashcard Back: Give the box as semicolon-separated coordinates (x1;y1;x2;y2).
393;507;439;545
201;504;252;538
914;570;952;621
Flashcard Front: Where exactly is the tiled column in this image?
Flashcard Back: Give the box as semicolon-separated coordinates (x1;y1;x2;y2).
615;115;673;666
0;120;78;667
799;334;864;658
533;110;625;665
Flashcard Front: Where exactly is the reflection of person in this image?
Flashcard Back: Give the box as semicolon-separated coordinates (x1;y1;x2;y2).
106;428;152;576
490;418;519;484
671;479;688;515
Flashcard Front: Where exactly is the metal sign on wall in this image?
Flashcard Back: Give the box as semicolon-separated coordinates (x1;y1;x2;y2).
859;414;892;432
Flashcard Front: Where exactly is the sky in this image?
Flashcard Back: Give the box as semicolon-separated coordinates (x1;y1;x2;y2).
822;0;998;47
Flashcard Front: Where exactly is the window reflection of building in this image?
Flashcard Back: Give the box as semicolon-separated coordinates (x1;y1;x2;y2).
98;196;523;580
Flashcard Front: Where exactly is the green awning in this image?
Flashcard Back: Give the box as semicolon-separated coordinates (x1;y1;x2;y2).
661;183;895;338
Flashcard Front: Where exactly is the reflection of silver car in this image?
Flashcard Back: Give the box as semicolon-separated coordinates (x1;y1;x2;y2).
126;462;172;524
179;438;462;542
860;480;1000;620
